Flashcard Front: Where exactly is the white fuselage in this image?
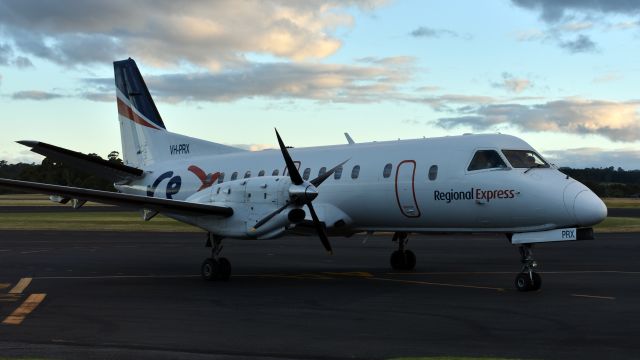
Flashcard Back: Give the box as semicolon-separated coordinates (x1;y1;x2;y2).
117;133;606;238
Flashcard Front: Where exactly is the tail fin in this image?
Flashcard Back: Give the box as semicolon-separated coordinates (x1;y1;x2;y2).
114;58;244;168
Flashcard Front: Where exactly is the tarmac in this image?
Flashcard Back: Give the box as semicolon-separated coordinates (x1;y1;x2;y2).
0;230;639;359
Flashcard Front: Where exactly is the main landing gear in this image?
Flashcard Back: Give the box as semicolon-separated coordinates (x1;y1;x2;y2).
201;233;231;281
515;244;541;292
390;232;416;271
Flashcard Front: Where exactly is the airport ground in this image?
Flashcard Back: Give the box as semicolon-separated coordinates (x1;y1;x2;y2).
0;196;639;359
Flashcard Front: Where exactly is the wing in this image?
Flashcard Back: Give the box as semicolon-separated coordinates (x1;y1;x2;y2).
0;178;233;217
17;140;144;181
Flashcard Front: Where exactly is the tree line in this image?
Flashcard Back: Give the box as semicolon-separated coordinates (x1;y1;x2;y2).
1;156;639;197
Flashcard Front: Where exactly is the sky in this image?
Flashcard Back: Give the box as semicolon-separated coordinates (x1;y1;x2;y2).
0;0;639;169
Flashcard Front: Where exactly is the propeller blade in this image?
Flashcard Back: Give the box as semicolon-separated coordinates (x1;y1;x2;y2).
252;203;289;230
275;129;303;185
310;159;349;188
306;201;333;254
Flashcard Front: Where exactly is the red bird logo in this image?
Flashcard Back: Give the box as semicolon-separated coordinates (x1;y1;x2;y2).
188;165;220;191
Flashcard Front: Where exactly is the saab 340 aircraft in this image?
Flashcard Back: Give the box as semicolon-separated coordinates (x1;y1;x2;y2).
0;58;608;292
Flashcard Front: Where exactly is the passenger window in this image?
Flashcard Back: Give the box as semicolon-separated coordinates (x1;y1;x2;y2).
303;168;311;180
334;165;343;180
351;165;360;179
244;171;251;178
467;150;507;171
502;150;550;169
318;167;326;177
218;172;225;184
383;163;392;178
428;165;438;181
258;170;265;177
272;169;279;176
231;172;238;181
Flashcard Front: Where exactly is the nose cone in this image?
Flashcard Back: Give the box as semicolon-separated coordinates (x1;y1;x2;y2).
573;190;607;226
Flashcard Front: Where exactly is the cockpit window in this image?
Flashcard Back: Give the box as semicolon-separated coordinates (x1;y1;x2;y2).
467;150;508;171
502;150;549;169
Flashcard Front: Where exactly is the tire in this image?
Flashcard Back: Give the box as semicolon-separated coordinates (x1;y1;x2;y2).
404;250;416;270
390;250;403;270
531;272;542;291
515;272;533;292
217;257;232;281
201;258;218;281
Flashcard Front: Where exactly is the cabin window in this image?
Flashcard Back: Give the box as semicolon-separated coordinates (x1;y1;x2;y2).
258;170;265;177
428;165;438;181
467;150;508;171
231;172;238;181
244;171;251;178
318;167;326;177
502;150;550;169
272;169;279;176
303;168;311;180
216;188;221;194
383;163;393;178
218;172;225;184
334;165;343;180
351;165;360;179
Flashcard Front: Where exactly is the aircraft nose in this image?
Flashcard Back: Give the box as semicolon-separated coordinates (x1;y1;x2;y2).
573;190;608;226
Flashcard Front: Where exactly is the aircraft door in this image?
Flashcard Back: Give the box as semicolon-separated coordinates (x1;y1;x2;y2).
395;160;421;218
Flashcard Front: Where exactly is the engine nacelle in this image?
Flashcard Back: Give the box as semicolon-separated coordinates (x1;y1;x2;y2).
183;176;305;239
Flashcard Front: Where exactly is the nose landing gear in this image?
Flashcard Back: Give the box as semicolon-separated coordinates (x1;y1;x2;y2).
515;244;541;291
201;233;231;281
390;232;416;271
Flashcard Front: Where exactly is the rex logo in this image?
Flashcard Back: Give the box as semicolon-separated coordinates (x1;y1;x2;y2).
188;165;220;191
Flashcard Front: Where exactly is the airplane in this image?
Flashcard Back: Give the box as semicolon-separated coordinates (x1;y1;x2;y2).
0;58;608;292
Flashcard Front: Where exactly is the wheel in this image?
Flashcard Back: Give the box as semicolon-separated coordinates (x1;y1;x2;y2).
404;250;416;270
217;257;232;281
390;250;403;270
531;272;542;291
201;258;218;281
515;272;539;292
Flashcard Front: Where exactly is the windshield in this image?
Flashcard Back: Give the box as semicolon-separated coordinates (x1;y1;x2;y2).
467;150;508;171
502;150;549;168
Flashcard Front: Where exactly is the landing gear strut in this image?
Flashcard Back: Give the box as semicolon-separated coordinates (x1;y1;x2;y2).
390;232;416;271
201;233;231;281
514;244;541;292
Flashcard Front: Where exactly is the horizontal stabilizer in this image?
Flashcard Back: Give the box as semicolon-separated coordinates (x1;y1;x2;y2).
0;178;233;218
18;140;144;181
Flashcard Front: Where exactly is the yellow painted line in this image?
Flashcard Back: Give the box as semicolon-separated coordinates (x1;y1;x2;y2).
369;277;505;291
2;293;47;325
322;271;373;278
9;277;32;294
20;249;49;255
0;283;10;290
571;294;616;300
0;294;20;302
387;270;640;276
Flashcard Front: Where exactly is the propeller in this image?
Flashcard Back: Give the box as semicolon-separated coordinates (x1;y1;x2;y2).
252;129;348;254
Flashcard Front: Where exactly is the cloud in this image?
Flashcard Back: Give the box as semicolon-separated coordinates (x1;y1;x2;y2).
411;94;496;112
83;59;413;103
593;72;621;83
230;144;274;151
511;0;640;23
544;148;640;170
409;26;471;40
435;99;640;142
492;72;532;93
559;34;598;53
13;56;33;68
0;43;12;65
11;90;64;100
0;0;384;69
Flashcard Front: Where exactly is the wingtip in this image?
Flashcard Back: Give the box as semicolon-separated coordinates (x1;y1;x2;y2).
16;140;39;147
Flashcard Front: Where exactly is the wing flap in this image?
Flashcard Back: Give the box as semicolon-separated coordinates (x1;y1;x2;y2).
0;178;233;217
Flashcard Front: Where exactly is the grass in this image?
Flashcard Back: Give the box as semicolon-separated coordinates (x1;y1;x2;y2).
0;194;109;207
603;198;640;208
594;217;640;233
0;211;201;232
388;357;523;360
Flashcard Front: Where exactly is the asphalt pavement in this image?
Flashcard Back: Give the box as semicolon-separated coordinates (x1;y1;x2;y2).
0;231;639;359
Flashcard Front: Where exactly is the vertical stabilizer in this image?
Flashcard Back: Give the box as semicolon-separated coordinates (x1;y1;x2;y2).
113;58;244;168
